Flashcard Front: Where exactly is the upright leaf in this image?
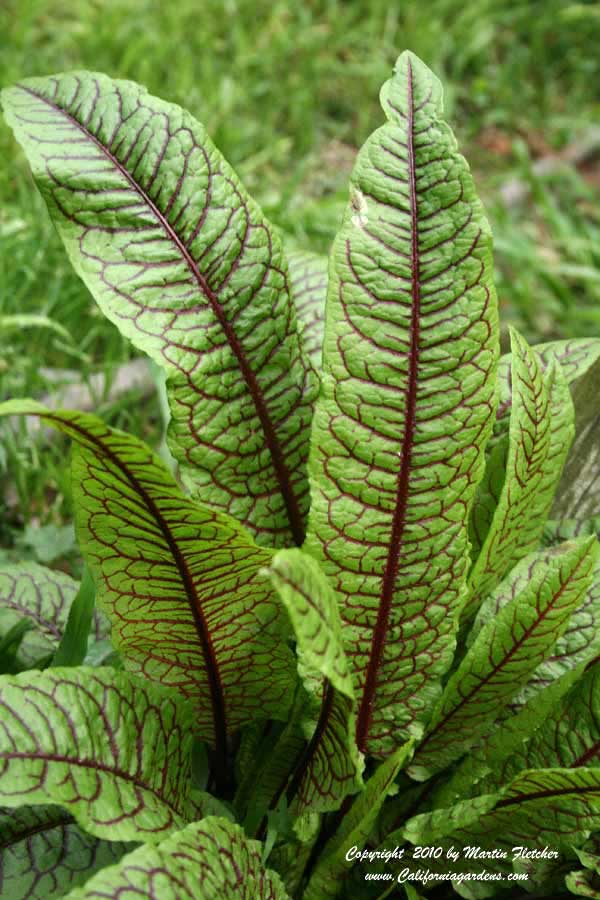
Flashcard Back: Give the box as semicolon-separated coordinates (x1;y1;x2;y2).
0;805;134;900
305;50;498;757
494;337;600;434
0;402;295;762
464;330;573;623
1;72;318;547
287;250;328;367
62;817;290;900
475;661;600;794
265;550;363;814
403;769;600;877
471;542;600;708
0;562;107;668
0;667;193;842
410;537;598;778
304;741;413;900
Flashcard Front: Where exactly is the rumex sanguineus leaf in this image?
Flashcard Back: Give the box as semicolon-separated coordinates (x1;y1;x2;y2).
402;768;600;884
61;817;290;900
1;72;318;547
0;805;135;900
304;741;413;900
472;542;600;709
305;50;498;756
0;562;107;668
464;329;573;623
0;667;193;842
0;401;295;765
266;550;363;814
410;536;598;778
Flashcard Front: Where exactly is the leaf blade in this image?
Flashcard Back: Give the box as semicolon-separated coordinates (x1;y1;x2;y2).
0;667;193;842
305;51;499;755
1;72;317;546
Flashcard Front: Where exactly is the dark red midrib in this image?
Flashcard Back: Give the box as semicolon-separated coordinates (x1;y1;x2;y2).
285;679;335;807
2;749;181;817
22;84;304;547
416;563;581;759
46;413;228;764
355;60;420;753
0;810;71;853
495;782;600;810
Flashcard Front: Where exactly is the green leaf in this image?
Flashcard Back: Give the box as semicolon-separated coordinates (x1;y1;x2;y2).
404;768;600;873
432;666;585;809
304;741;413;900
567;868;600;899
287;249;328;367
51;566;96;667
269;549;354;698
475;661;600;794
0;402;295;758
1;72;318;547
0;805;135;900
464;329;574;623
305;50;498;757
61;817;290;899
471;542;600;709
553;356;600;521
0;620;35;673
410;536;598;778
0;561;108;669
495;337;600;439
262;550;363;814
468;433;508;559
0;667;193;842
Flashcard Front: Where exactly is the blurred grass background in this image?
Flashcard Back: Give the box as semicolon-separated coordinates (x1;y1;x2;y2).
1;0;600;551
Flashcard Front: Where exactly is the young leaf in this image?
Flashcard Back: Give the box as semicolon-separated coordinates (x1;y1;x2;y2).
464;330;573;623
476;661;600;793
0;562;107;668
305;50;498;757
266;550;363;814
304;741;413;900
432;666;586;809
0;667;193;842
471;542;600;709
495;337;600;433
0;805;135;900
61;817;290;899
410;536;598;778
0;402;295;761
404;768;600;867
1;72;318;547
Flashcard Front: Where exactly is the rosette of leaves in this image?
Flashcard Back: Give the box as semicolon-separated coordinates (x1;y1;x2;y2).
1;51;600;899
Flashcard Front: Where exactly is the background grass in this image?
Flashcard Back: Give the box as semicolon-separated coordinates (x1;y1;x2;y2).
1;0;600;553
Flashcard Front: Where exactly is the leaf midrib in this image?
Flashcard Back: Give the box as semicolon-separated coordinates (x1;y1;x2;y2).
355;58;421;753
417;559;583;759
1;750;182;822
46;412;228;758
20;81;305;546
